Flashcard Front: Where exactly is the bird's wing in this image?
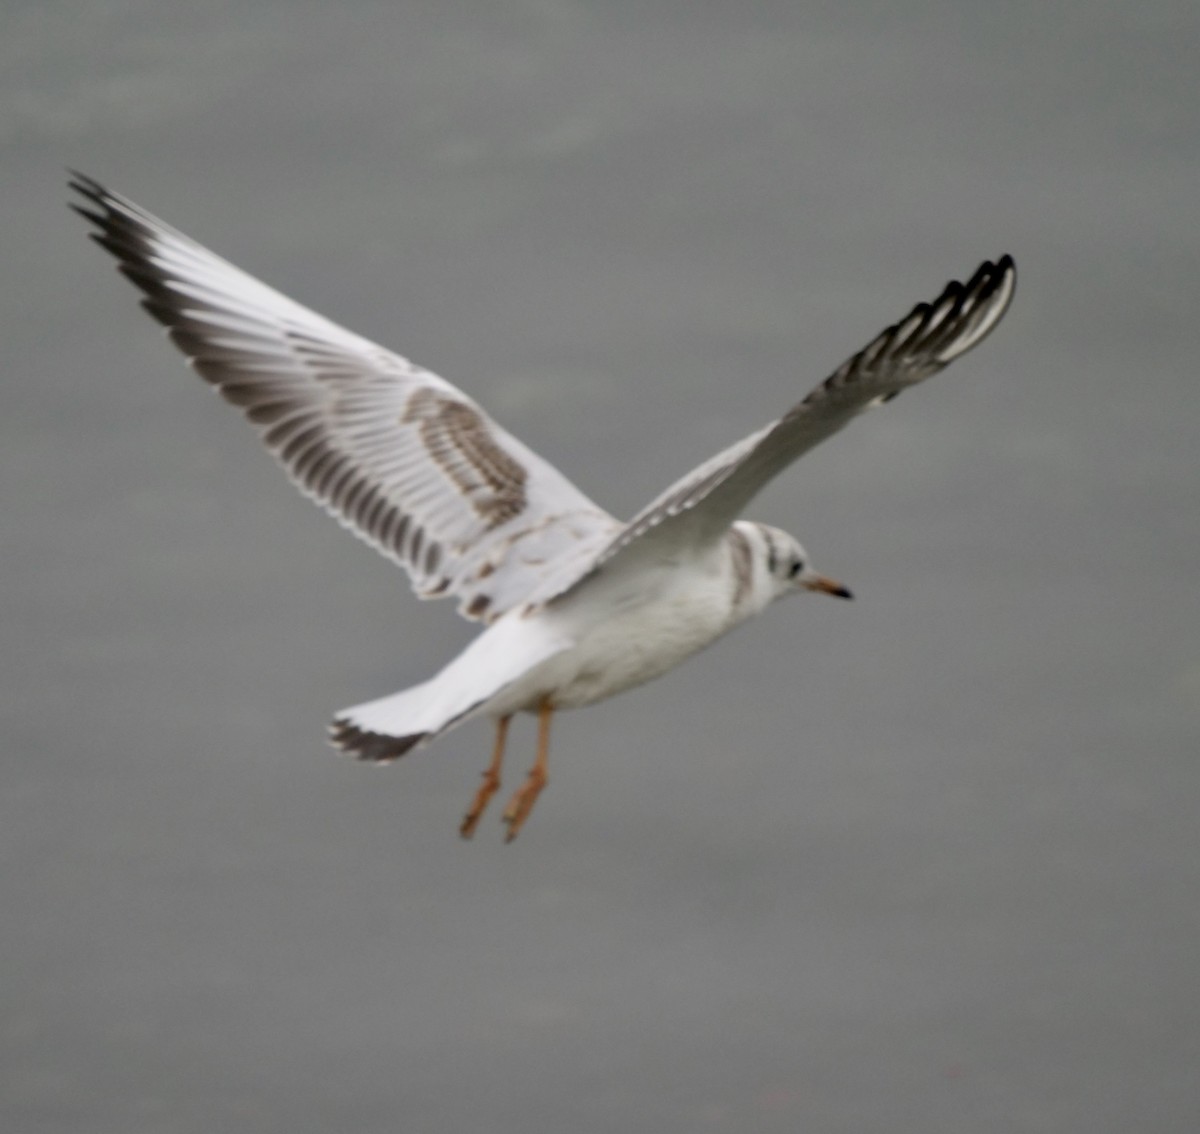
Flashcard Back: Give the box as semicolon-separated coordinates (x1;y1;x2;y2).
563;255;1015;588
70;173;619;623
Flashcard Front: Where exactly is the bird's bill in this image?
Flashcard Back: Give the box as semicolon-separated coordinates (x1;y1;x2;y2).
803;574;854;600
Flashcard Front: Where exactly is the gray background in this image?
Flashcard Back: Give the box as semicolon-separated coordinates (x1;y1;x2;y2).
6;2;1198;1131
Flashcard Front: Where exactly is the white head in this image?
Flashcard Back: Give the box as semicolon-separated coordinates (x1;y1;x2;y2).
730;521;853;615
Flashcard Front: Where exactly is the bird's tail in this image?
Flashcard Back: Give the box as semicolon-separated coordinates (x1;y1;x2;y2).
328;616;571;762
329;677;455;762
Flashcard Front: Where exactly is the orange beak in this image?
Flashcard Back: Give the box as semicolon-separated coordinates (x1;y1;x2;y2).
803;574;854;600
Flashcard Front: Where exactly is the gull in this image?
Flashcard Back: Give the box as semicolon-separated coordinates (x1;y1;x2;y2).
70;172;1016;840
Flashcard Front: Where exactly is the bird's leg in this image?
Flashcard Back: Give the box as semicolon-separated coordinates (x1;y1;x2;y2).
502;698;554;842
459;715;511;839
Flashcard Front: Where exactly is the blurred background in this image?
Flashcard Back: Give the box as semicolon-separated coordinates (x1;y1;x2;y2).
5;2;1198;1131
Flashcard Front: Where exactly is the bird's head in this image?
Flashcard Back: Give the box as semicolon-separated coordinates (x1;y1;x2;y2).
738;521;853;608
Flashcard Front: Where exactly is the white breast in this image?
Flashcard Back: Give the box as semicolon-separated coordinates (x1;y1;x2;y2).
492;540;748;713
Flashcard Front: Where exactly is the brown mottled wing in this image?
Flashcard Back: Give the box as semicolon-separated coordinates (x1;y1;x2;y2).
580;256;1016;580
71;174;618;622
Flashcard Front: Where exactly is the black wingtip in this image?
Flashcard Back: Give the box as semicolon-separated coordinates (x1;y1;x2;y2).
962;254;1016;296
68;201;102;226
997;253;1017;290
981;254;1016;296
67;169;106;205
980;254;1017;311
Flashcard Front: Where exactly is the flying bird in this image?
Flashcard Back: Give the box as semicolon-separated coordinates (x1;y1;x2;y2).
70;172;1015;840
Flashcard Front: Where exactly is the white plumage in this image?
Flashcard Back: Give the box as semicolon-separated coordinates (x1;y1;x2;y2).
72;172;1015;839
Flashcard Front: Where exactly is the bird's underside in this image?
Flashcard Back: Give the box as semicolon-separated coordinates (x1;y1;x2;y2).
71;171;1016;839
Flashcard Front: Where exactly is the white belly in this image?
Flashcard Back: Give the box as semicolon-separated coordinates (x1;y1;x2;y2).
492;556;741;713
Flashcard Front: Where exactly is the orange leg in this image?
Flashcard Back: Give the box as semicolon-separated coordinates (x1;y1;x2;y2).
502;698;554;843
459;715;511;840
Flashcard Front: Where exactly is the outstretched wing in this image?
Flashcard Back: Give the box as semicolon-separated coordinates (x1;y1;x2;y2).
70;173;619;623
583;256;1016;576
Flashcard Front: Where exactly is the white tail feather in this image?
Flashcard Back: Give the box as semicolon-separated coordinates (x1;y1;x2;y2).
331;615;572;760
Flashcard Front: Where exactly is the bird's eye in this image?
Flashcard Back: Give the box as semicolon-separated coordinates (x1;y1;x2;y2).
788;559;804;578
